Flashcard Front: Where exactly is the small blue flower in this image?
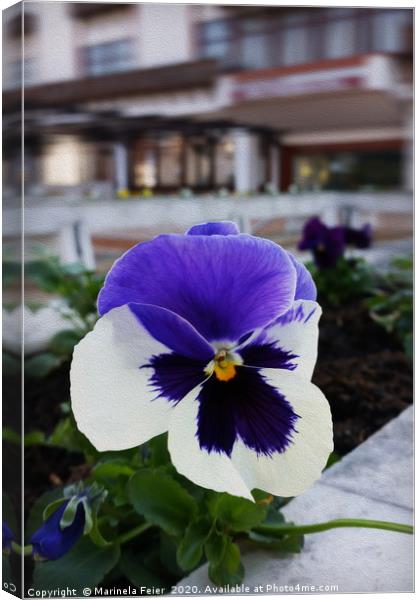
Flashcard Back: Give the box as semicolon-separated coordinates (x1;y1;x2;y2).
30;499;85;561
3;521;14;554
71;221;333;500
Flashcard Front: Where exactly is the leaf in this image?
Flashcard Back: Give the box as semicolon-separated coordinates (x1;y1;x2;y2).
211;493;267;532
208;540;244;586
129;470;197;536
148;433;170;467
24;431;47;447
204;529;227;565
32;538;120;595
2;427;21;445
49;330;83;357
92;462;135;480
120;548;168;590
25;353;62;378
324;451;341;470
177;518;211;571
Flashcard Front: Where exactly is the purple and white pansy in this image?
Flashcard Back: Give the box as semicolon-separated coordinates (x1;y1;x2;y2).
70;222;333;500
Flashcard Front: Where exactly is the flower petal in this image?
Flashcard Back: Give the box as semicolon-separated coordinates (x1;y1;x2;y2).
70;305;175;451
186;221;240;236
231;369;333;497
288;252;317;301
98;234;296;343
253;300;321;380
167;385;253;500
128;303;213;361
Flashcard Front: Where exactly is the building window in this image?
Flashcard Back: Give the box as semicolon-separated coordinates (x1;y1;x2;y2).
292;149;402;192
83;39;133;76
372;10;412;53
200;20;231;60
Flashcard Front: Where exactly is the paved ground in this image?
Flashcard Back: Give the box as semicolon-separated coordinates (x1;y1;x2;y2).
179;407;414;594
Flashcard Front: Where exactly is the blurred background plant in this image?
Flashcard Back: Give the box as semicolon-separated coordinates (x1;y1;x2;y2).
366;256;413;359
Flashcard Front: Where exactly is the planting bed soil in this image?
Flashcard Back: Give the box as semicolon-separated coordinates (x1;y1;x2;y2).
4;299;413;513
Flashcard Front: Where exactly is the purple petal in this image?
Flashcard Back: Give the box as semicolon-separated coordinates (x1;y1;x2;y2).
129;303;213;361
288;252;317;301
186;221;240;236
98;234;296;343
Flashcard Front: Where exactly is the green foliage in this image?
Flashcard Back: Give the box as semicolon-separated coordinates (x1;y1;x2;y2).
32;538;120;595
129;470;197;536
366;256;413;358
309;257;374;306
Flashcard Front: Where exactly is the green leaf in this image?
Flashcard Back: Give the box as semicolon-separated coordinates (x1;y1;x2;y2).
204;529;227;565
25;353;62;378
24;430;47;447
177;518;211;571
92;462;135;480
3;494;19;535
129;470;197;536
32;538;120;595
211;493;267;532
208;540;244;586
2;427;21;445
48;330;83;357
148;433;170;467
120;548;168;590
324;451;341;470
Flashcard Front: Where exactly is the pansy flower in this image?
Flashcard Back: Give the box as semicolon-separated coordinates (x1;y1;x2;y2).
344;224;372;249
298;217;345;268
71;222;333;500
30;498;86;561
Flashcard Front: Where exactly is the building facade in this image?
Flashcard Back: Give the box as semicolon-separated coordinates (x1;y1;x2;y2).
3;3;413;196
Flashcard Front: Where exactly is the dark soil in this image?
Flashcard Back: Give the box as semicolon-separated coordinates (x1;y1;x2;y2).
4;300;413;512
313;301;413;455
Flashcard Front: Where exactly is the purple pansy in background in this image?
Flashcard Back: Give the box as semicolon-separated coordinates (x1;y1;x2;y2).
30;498;85;560
71;221;333;500
299;217;373;268
298;217;345;268
344;223;372;249
2;522;14;554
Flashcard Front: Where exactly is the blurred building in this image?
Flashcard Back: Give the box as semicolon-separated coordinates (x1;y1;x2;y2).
3;3;413;196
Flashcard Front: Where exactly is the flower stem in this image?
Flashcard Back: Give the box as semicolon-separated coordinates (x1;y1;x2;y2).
255;518;413;537
116;522;154;545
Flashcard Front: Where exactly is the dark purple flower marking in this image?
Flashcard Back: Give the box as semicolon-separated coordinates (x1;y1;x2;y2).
145;338;299;456
197;368;299;457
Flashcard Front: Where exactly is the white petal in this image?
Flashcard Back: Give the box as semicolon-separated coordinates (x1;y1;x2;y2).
70;304;174;451
167;385;253;501
231;369;333;497
262;300;322;380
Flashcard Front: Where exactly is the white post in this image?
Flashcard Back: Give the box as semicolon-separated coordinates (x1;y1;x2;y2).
269;144;280;189
233;130;260;194
113;141;129;191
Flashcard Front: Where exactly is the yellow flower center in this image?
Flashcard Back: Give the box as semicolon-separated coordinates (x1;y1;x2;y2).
204;348;242;382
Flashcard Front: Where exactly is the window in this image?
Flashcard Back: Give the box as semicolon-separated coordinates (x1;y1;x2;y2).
200;20;231;60
292;150;402;191
83;40;133;77
372;10;412;53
